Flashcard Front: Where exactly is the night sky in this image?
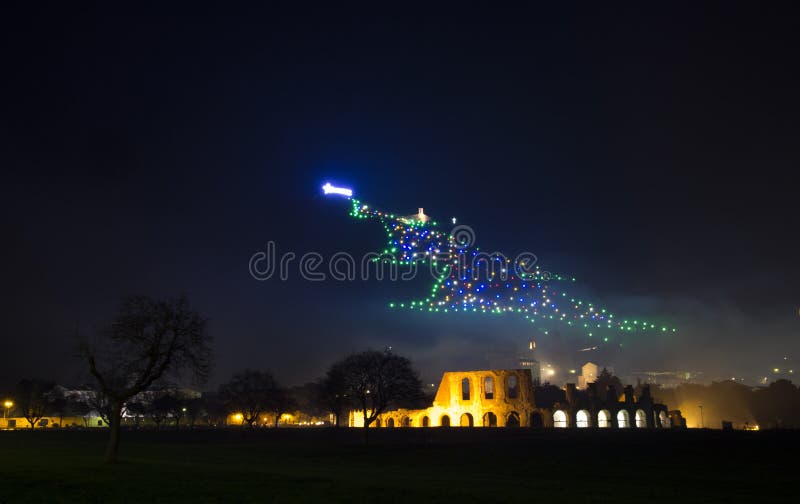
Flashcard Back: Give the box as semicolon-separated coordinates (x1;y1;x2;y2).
3;4;799;389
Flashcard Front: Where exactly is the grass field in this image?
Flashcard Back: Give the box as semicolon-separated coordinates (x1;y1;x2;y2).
0;428;796;503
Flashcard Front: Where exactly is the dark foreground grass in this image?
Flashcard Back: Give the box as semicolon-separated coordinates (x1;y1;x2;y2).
0;428;796;503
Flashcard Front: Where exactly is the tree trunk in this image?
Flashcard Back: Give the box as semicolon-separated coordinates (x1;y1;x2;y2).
104;401;123;463
274;413;279;428
362;410;369;444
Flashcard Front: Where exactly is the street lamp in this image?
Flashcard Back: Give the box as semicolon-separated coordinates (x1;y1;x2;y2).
3;400;13;427
698;404;704;429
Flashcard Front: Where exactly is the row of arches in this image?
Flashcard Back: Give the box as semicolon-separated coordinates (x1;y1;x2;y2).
374;409;670;428
376;411;521;428
553;409;670;429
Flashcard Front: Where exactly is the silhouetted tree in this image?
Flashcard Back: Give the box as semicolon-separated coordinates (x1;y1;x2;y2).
219;370;279;427
327;350;422;442
183;397;205;428
594;368;624;401
164;393;187;428
66;396;94;428
267;387;296;427
318;368;351;427
48;387;69;428
148;394;176;429
533;383;565;408
85;387;113;426
754;379;800;428
289;382;328;423
202;394;228;427
125;400;147;428
15;379;56;429
79;295;213;462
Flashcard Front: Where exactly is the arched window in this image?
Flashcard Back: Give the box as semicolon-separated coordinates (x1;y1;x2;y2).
440;415;450;427
506;411;520;427
421;416;430;427
598;410;611;428
460;413;474;427
483;412;497;427
576;410;591;428
375;418;381;428
659;411;670;429
402;416;411;427
461;377;471;401
530;412;543;428
635;409;647;428
484;376;494;400
507;374;519;399
553;410;568;428
386;418;394;428
617;410;630;428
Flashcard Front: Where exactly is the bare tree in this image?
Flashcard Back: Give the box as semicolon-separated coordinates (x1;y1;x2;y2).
148;394;174;429
85;387;113;426
318;366;351;427
49;387;68;428
79;295;213;462
218;370;278;428
15;379;56;429
328;350;422;442
201;394;228;427
290;382;330;424
125;400;147;428
595;368;625;401
67;397;94;428
183;396;205;429
164;393;186;428
267;387;295;427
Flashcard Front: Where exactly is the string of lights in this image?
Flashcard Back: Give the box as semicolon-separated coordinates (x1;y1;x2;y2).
339;191;674;340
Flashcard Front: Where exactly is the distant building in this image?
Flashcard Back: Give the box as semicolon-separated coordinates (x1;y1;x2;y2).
578;362;599;390
628;370;704;388
518;340;541;385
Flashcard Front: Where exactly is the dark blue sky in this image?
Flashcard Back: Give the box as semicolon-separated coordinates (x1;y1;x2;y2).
3;3;799;388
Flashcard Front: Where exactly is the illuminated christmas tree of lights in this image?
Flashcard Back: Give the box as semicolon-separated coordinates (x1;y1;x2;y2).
323;183;674;340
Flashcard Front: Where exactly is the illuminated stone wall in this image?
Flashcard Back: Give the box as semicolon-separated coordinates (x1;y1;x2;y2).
349;369;683;429
350;369;551;428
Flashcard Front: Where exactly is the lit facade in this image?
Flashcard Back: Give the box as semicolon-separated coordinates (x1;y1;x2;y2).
350;369;685;429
